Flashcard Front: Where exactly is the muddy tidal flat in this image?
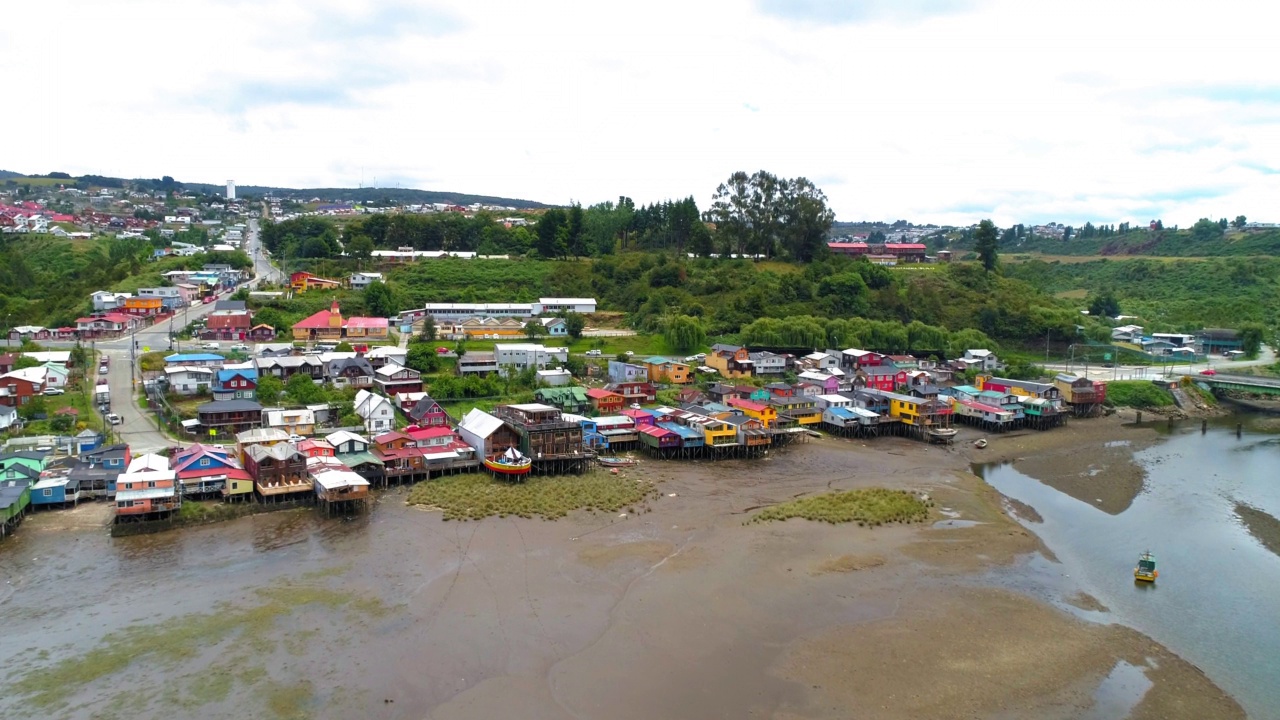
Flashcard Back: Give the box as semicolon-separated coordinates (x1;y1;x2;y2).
0;423;1247;719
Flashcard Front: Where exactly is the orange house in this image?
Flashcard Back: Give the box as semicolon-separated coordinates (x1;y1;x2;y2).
290;271;342;293
586;388;626;414
643;356;692;384
123;296;163;317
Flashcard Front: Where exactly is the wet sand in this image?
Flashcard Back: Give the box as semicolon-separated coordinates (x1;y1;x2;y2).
0;427;1245;719
967;413;1160;514
1235;502;1280;558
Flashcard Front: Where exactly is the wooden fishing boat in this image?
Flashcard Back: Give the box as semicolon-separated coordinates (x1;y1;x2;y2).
597;456;638;468
973;438;988;449
1134;550;1158;583
927;427;958;442
484;447;532;477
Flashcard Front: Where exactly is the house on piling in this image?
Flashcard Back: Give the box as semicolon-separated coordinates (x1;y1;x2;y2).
324;430;385;483
491;403;589;473
307;457;370;513
68;444;132;499
30;471;82;509
1054;373;1106;416
114;466;180;521
1;481;32;538
457;408;522;463
372;431;426;485
244;443;310;503
172;443;254;500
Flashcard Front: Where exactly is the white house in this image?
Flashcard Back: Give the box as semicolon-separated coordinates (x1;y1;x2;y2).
353;389;396;434
91;291;131;312
349;272;384;290
748;351;786;375
164;366;214;395
0;405;17;430
962;349;1000;371
40;363;70;389
534;297;596;314
457;408;504;458
1111;325;1145;343
494;343;569;374
536;368;573;386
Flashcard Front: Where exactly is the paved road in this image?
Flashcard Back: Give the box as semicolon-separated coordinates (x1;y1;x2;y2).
1041;345;1276;382
90;218;280;454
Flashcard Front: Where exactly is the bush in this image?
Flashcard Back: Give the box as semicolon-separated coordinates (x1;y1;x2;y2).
1104;381;1174;408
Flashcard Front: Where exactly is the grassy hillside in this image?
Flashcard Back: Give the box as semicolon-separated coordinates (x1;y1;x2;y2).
1001;228;1280;257
0;234;250;327
1004;257;1280;330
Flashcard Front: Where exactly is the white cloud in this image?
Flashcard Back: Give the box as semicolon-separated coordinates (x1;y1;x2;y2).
3;0;1279;226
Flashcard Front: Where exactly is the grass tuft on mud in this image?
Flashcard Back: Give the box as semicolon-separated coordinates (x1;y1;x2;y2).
749;488;931;526
406;470;660;521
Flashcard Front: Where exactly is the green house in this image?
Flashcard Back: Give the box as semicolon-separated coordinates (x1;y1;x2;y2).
534;386;592;415
1;481;32;538
0;451;50;478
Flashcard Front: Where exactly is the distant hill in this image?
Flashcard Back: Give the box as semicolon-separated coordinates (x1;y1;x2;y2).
0;170;549;210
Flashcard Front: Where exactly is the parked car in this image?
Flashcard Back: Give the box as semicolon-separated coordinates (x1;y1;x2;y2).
98;365;109;375
202;342;220;350
288;434;306;443
585;349;602;357
1200;368;1217;376
230;344;249;352
106;413;122;425
624;350;635;357
43;388;65;396
436;346;451;355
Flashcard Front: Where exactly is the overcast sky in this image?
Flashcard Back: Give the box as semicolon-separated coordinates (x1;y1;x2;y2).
4;0;1278;226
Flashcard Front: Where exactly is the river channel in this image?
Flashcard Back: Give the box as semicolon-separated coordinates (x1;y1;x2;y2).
978;416;1280;719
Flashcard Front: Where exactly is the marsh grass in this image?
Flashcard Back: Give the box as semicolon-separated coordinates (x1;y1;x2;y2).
7;583;386;710
405;470;659;521
749;488;931;526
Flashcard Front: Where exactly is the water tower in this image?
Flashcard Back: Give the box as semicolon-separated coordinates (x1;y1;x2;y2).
226;180;236;200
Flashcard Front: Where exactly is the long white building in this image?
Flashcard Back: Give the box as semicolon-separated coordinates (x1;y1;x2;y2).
411;298;597;322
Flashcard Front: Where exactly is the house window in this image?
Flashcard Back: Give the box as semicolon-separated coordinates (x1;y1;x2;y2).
200;458;210;466
120;500;134;508
43;488;52;497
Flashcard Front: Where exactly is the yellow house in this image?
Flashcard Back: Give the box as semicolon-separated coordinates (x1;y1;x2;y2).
700;418;737;446
455;317;526;339
292;300;345;342
770;396;822;425
707;344;753;379
727;397;777;428
644;357;692;384
223;474;254;501
345;316;390;340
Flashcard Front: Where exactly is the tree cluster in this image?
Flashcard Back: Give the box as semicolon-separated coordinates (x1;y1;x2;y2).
704;171;835;262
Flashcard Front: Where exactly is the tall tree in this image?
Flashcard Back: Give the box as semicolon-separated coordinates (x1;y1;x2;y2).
778;177;835;263
535;208;567;258
363;280;396;318
1232;215;1248;229
974;219;999;272
564;312;586;341
664;315;706;353
417;314;437;342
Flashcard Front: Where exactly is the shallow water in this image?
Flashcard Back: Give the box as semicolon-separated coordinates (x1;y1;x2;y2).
978;419;1280;719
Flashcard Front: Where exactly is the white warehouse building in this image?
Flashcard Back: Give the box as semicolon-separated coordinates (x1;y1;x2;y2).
415;297;596;322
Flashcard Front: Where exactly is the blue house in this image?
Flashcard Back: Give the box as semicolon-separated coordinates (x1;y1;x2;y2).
76;429;103;453
164;353;227;369
213;368;258;401
580;418;607;450
30;475;82;508
540;317;568;337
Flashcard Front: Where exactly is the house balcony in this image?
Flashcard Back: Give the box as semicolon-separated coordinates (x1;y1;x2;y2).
255;476;312;496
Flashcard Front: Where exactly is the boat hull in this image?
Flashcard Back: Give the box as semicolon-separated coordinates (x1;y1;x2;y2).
1134;570;1158;582
484;458;532;476
598;457;637;468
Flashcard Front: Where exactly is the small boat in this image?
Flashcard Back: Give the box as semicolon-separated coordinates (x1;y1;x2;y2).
973;438;988;449
1134;550;1158;583
598;456;638;468
484;447;532;477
